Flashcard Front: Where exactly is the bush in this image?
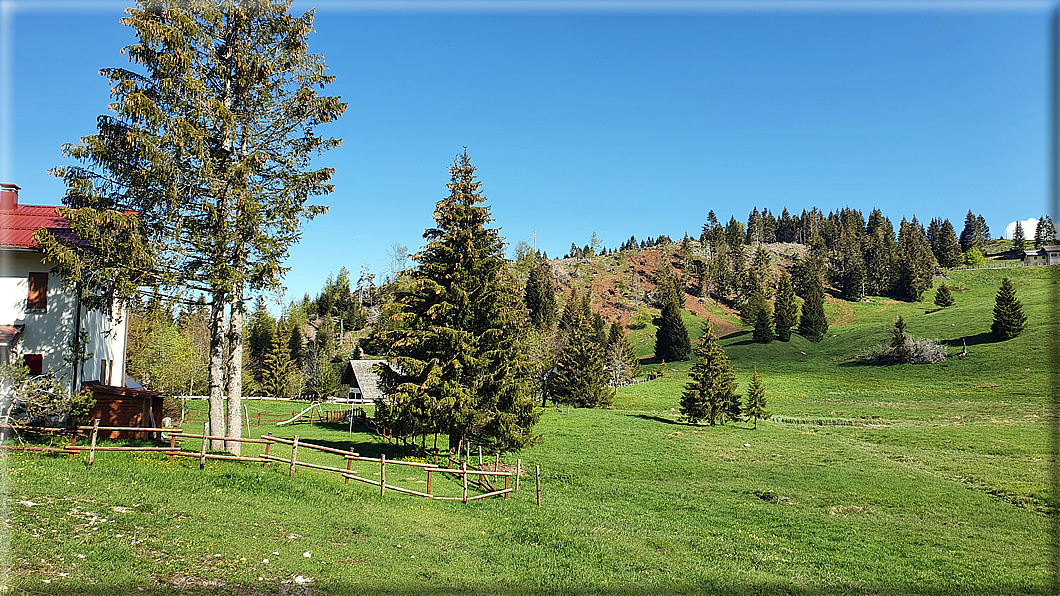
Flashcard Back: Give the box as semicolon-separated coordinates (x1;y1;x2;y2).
860;336;949;364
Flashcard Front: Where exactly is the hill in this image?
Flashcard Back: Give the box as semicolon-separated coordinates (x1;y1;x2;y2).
4;265;1050;594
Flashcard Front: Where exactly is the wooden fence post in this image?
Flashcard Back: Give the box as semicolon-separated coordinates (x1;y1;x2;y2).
494;452;499;470
426;469;432;498
345;448;355;485
264;432;272;467
168;433;177;461
504;474;510;500
199;432;207;470
380;454;386;497
478;445;482;466
536;465;542;506
516;459;521;493
462;461;468;503
257;412;261;426
289;436;300;478
87;419;99;466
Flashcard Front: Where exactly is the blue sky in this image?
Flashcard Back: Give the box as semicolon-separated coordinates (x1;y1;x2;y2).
1;1;1052;307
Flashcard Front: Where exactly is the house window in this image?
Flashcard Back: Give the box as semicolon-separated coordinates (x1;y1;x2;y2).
24;354;43;376
27;272;48;312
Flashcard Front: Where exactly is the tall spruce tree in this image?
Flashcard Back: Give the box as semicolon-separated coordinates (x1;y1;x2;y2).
374;150;540;453
1012;221;1026;252
654;264;691;362
744;369;770;430
864;210;895;296
38;2;344;453
261;320;289;398
525;258;557;330
1034;215;1056;249
991;278;1027;340
747;292;774;343
798;274;829;342
895;217;936;301
680;322;739;426
550;292;613;408
773;271;798;341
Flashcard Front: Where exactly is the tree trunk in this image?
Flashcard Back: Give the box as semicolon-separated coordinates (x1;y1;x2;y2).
225;282;244;455
208;291;227;451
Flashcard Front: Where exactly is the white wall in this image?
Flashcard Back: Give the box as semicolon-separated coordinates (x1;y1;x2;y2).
1;250;127;391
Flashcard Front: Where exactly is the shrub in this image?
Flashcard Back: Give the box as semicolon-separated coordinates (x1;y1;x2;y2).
860;336;948;365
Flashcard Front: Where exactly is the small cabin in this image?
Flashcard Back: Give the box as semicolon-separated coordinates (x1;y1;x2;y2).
340;359;387;404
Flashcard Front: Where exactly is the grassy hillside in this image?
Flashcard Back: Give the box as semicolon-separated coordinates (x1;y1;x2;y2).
2;267;1053;594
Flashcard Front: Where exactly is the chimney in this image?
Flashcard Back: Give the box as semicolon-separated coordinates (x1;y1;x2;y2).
0;183;19;211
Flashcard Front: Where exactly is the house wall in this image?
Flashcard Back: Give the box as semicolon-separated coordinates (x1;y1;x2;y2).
1;250;127;390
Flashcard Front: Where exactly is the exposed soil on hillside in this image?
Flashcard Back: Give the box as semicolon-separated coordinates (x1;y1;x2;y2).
553;246;741;336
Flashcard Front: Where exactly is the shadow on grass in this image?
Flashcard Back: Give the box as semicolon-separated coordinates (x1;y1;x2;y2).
942;331;997;348
627;413;682;426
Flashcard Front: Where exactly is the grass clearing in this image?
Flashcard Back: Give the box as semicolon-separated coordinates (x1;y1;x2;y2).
2;266;1053;594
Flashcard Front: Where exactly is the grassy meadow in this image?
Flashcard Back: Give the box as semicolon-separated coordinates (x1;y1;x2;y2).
2;266;1054;594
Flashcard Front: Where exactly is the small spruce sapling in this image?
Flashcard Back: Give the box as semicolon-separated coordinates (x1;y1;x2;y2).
991;278;1027;340
934;284;954;308
744;369;770;430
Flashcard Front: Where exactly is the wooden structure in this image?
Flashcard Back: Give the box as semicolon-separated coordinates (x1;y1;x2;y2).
82;382;163;439
339;359;388;404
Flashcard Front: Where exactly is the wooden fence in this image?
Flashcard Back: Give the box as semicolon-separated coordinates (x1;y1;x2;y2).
0;421;542;505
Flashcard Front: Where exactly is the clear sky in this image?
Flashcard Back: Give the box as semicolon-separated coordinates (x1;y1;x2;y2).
1;1;1052;309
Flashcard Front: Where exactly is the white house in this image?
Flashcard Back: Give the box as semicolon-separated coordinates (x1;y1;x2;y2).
1023;245;1060;266
0;183;128;396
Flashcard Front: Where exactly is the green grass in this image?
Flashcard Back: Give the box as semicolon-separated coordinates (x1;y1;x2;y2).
2;266;1054;594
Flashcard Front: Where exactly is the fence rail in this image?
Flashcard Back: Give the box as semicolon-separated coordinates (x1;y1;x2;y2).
0;420;541;505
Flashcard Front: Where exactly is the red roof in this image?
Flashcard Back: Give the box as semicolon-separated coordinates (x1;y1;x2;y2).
0;203;81;250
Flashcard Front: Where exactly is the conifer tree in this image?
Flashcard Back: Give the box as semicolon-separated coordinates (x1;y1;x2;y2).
550;292;614;408
261;320;293;399
744;369;770;430
39;2;344;453
525;258;557;330
991;278;1027;340
864;210;896;296
654;266;692;362
934;284;954;307
1034;215;1056;249
1012;221;1026;252
375;150;540;453
605;320;640;386
798;275;829;342
895;217;935;301
774;271;798;341
746;292;774;343
681;322;739;426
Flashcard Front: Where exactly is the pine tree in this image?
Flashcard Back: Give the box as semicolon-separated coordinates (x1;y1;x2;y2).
1034;215;1056;249
681;322;739;426
374;150;540;453
991;278;1027;340
655;283;692;363
864;210;895;296
38;2;344;454
261;321;293;399
605;321;640;386
525;258;557;330
895;217;936;301
748;293;774;343
1012;221;1026;252
744;369;770;430
932;219;963;268
798;275;829;342
550;292;614;408
774;271;798;341
934;284;955;307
